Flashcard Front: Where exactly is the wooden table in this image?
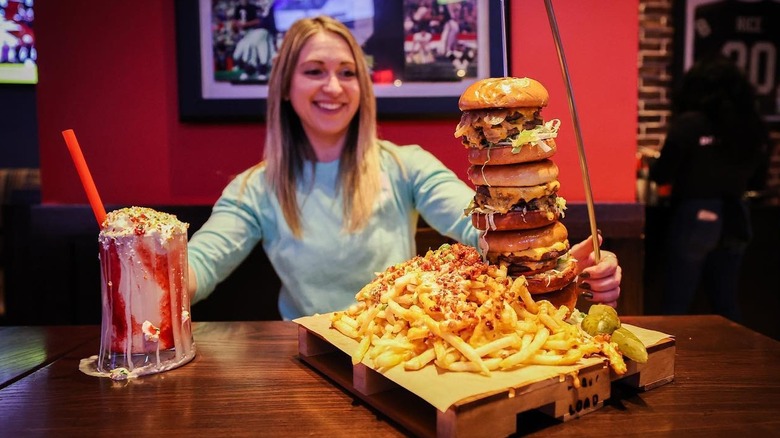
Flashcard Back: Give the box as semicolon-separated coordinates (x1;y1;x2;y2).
0;315;778;436
0;325;98;389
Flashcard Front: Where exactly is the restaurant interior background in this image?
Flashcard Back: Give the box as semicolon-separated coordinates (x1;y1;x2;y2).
1;1;778;340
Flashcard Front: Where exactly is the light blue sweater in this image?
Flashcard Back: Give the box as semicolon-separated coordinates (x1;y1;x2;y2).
188;141;480;319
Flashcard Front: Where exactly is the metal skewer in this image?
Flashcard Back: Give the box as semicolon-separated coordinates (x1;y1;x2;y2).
543;0;601;262
500;0;509;76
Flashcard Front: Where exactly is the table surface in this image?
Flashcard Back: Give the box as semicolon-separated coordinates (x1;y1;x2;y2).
1;315;779;437
0;325;97;389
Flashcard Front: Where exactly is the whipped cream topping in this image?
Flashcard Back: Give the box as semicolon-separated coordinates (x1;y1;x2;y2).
142;321;161;342
100;206;188;242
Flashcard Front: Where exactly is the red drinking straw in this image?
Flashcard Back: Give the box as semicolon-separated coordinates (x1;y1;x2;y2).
62;129;107;226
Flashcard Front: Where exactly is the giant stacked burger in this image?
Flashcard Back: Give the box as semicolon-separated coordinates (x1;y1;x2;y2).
455;77;578;310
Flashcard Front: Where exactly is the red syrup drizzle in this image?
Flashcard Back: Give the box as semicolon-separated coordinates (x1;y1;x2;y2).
104;240;128;352
136;239;174;349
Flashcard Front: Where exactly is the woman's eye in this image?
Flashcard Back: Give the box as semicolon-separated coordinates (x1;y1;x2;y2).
303;68;325;77
339;69;357;79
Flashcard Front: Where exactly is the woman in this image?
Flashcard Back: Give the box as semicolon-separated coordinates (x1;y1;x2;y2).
650;55;770;321
187;16;621;320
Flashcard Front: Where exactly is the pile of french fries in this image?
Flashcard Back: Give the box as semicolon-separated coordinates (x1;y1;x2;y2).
331;244;626;376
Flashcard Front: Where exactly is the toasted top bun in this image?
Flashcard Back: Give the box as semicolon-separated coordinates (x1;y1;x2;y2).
459;77;549;111
468;140;557;165
483;221;568;254
468;159;559;187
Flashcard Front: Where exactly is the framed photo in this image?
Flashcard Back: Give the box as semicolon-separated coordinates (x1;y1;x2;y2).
0;1;37;85
672;0;780;124
175;0;508;121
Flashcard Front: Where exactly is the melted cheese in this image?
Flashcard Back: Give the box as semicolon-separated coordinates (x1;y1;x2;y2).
505;241;568;259
482;181;560;213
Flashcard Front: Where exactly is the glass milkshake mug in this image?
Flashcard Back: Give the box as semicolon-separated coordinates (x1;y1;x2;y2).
96;207;196;379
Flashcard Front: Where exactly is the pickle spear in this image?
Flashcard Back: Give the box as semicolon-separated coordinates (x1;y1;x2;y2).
581;305;648;363
611;327;648;363
581;304;621;336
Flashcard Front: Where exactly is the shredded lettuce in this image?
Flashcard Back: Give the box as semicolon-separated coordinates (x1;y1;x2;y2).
556;196;568;217
466;194;568;217
566;308;587;325
464;201;501;216
507;119;561;153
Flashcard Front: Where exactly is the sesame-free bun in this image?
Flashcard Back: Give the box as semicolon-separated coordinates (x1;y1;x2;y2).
467;159;559;187
471;209;560;231
467;140;557;165
458;77;549;111
483;222;569;254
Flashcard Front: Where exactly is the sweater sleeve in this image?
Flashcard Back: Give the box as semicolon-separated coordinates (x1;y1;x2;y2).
391;143;480;248
187;169;265;304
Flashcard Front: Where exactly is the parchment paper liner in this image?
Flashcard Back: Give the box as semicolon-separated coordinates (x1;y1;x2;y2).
295;313;673;412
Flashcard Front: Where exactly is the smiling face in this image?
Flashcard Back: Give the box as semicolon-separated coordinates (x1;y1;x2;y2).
288;31;361;159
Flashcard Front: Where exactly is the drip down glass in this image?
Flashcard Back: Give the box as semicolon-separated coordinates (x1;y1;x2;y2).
84;207;196;380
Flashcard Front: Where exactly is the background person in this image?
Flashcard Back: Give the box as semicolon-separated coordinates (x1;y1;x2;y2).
187;15;621;320
649;55;770;321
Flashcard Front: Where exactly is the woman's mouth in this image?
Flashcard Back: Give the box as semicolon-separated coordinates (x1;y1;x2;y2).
315;101;344;111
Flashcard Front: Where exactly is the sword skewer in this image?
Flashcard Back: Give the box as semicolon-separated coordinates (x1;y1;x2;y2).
543;0;601;262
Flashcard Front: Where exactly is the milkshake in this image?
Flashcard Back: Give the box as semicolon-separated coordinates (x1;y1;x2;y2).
81;206;195;379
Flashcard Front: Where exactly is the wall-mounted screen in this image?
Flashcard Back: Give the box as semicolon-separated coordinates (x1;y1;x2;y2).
0;0;36;85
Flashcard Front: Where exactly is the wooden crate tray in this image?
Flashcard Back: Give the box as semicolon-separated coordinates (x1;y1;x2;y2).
297;321;675;438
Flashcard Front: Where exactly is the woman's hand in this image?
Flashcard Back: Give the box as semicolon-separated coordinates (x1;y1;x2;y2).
569;233;622;307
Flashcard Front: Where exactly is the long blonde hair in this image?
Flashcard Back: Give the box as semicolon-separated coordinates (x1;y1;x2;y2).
247;16;381;238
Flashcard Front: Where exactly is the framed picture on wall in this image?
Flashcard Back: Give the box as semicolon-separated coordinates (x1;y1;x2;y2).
672;0;780;124
0;1;37;85
175;0;508;121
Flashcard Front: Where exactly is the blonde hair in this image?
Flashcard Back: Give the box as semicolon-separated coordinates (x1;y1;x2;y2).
244;15;381;238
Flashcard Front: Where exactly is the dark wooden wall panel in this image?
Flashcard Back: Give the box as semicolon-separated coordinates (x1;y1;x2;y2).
2;203;647;325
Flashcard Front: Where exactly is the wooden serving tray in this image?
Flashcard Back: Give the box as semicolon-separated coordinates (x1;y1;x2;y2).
296;320;675;438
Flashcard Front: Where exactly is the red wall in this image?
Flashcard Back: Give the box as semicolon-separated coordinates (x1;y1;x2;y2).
36;1;637;206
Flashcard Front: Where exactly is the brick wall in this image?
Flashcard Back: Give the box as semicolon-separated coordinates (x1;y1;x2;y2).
637;0;780;205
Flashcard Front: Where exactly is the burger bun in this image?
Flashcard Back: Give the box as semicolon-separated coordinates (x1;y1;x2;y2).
471;209;560;231
525;255;578;294
467;140;557;165
467;159;559;187
483;222;569;254
458;77;549;111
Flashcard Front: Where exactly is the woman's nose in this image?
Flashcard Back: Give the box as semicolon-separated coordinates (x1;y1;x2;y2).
322;74;343;94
